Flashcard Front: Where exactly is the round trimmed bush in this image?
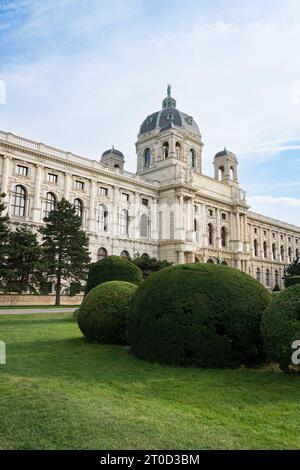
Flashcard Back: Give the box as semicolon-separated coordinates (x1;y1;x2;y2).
78;280;137;344
285;276;300;288
261;284;300;370
128;263;270;368
85;255;143;294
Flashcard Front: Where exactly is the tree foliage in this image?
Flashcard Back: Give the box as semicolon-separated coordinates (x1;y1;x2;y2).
39;198;90;305
131;253;172;278
0;193;11;289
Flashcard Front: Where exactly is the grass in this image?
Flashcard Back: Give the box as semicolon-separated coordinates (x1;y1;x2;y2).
0;305;78;309
0;313;300;450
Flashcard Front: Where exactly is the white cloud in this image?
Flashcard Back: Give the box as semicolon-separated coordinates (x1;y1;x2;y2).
248;195;300;226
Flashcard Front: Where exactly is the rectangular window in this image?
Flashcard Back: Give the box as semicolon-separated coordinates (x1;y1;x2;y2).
221;213;226;220
99;187;108;196
75;180;84;190
48;173;58;183
142;198;149;207
208;209;214;217
16;164;28;176
122;193;129;202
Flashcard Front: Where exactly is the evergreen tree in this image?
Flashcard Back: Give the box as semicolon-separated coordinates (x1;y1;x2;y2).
7;227;43;293
132;253;172;278
284;256;300;288
0;193;11;290
39;198;90;305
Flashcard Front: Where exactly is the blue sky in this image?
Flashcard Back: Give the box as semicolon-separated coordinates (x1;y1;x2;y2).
0;0;300;225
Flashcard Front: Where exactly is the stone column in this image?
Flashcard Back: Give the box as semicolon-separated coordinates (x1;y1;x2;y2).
64;173;72;199
88;180;96;232
151;198;158;241
32;165;43;222
134;192;140;239
1;155;11;214
113;186;119;236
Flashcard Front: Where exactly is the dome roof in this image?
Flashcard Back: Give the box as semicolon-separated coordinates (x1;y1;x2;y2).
139;85;200;137
214;147;237;159
101;146;124;160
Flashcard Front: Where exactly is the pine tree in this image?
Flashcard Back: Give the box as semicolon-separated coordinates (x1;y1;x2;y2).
0;193;11;290
7;227;43;293
39;198;90;305
285;256;300;277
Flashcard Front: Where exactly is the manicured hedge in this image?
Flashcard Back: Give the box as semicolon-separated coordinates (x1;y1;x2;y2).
128;263;270;368
261;284;300;370
285;276;300;288
78;280;137;344
85;255;143;294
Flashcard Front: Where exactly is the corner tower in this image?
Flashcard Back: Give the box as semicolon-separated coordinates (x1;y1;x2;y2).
214;147;238;184
136;85;203;183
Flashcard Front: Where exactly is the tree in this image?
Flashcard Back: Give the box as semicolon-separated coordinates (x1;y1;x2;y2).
284;256;300;287
39;198;90;305
131;253;172;278
6;227;43;293
0;193;11;290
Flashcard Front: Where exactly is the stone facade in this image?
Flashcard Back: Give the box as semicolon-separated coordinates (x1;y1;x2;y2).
0;88;299;290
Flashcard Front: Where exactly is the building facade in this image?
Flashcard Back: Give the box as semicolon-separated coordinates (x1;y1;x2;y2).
1;86;299;290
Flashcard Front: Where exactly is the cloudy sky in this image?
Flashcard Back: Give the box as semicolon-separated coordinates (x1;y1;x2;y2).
0;0;300;225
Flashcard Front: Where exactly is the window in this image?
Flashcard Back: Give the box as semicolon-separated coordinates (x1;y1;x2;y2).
140;213;149;238
175;142;181;159
74;198;83;221
120;209;129;236
16;164;28;176
75;180;84;190
99;187;108;197
280;245;284;261
48;173;58;183
120;250;130;259
97;204;108;232
163;142;169;159
190;149;196;169
272;243;276;260
208;223;214;245
256;268;261;282
144;148;151;168
266;269;270;287
218;166;225;181
221;213;227;220
11;185;26;217
97;247;107;261
221;226;227;248
254;239;258;257
263;241;267;258
208;209;214;217
122;193;129;202
43;192;56;218
142;198;149;207
275;270;279;286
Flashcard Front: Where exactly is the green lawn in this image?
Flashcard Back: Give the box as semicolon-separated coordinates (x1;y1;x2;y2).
0;313;300;450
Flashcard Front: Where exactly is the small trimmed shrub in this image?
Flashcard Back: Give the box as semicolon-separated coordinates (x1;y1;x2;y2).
128;263;270;368
85;256;143;294
272;283;281;292
261;285;300;370
285;276;300;289
78;280;137;344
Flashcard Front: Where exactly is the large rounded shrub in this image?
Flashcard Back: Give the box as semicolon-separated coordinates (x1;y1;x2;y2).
128;263;270;368
78;280;137;344
261;284;300;370
285;276;300;288
85;255;142;294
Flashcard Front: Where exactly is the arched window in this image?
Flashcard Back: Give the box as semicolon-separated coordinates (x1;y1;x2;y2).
230;166;234;180
208;223;214;246
280;245;284;261
140;213;149;238
254;239;258;257
175;142;181;159
121;250;130;259
218;166;225;181
190;148;196;169
120;209;129;236
266;269;270;286
97;204;108;232
207;258;214;264
263;241;267;258
97;247;107;261
221;226;227;248
288;246;292;261
43;192;56;218
11;185;26;217
163;142;169;159
272;243;276;260
256;268;261;282
275;270;279;286
141;253;149;259
221;260;228;266
296;248;299;259
74;198;83;221
144;148;151;168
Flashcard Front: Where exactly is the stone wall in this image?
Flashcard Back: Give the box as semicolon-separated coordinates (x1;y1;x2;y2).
0;294;83;307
